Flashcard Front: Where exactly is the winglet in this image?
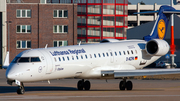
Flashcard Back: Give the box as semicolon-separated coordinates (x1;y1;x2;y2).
2;51;9;69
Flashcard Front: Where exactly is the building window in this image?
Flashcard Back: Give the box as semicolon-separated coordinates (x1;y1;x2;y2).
53;10;68;18
53;25;68;33
16;40;31;49
53;40;68;47
17;25;31;33
16;9;31;18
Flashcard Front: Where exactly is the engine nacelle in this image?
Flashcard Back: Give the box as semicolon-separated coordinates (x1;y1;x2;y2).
146;39;169;56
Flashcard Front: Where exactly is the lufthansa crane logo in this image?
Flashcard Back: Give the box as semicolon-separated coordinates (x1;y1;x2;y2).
157;19;166;39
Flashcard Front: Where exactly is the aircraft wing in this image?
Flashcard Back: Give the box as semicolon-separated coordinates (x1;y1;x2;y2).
101;69;180;78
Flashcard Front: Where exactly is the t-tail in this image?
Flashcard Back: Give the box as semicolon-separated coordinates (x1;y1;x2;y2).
135;5;180;41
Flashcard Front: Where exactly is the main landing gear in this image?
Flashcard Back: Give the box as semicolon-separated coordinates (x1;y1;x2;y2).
119;78;133;90
77;78;132;91
77;79;91;90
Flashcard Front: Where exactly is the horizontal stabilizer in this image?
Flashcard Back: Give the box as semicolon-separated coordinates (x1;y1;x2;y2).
163;10;180;14
134;11;158;14
101;69;180;78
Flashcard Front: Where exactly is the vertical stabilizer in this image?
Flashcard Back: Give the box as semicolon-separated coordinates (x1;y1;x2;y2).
143;6;176;41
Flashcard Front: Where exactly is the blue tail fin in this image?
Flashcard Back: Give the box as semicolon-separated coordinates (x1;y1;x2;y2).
141;5;180;41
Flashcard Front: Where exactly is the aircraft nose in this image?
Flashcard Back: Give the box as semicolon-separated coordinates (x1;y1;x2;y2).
6;72;15;80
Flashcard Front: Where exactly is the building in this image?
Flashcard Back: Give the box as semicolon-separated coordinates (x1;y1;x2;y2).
128;3;180;29
0;0;7;66
5;0;77;62
77;0;128;43
127;2;180;67
1;0;129;66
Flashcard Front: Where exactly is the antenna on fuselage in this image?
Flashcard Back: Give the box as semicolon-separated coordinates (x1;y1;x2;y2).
78;41;81;46
45;44;48;49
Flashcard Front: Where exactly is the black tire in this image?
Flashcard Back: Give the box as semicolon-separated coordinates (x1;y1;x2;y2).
119;81;125;90
126;81;133;90
17;88;25;94
84;80;91;90
77;80;83;90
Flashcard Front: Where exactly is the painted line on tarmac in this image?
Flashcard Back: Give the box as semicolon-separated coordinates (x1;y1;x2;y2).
1;95;180;100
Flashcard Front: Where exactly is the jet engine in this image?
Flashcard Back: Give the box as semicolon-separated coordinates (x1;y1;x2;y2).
145;39;170;56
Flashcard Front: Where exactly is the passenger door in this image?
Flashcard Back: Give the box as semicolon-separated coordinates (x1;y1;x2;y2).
40;50;54;74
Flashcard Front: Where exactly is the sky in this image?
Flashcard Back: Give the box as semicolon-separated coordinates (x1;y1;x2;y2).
128;0;172;5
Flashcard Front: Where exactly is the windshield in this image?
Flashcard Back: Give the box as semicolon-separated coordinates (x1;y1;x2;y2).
12;57;41;63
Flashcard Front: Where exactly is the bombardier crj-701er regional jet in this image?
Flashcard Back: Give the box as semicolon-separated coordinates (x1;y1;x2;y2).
4;5;180;94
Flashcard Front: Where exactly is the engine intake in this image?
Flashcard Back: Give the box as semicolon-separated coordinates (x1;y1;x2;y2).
146;39;169;56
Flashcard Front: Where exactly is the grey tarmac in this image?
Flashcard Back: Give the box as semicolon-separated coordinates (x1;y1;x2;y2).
0;69;180;101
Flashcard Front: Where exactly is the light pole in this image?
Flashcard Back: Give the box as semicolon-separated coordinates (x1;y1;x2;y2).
6;21;12;52
170;0;176;68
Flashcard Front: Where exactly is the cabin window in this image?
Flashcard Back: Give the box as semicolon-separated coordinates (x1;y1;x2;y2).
106;52;109;57
131;50;133;54
135;50;138;54
85;55;88;59
103;53;105;57
81;55;83;59
127;51;130;55
72;56;74;60
76;56;79;60
123;51;126;55
94;54;96;58
58;57;61;61
54;57;57;62
90;54;92;58
110;52;113;56
62;57;65;61
98;53;101;57
115;52;117;56
119;51;121;55
67;56;69;60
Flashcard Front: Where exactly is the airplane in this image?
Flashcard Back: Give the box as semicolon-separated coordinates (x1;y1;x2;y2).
4;5;180;95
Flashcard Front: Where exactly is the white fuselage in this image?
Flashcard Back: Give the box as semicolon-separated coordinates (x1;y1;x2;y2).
6;40;161;82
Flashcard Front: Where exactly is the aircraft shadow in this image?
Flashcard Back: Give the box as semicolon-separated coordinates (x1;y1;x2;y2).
0;86;77;94
0;86;164;94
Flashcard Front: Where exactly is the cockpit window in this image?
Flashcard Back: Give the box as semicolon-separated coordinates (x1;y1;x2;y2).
12;57;20;63
12;57;41;63
19;57;30;62
31;57;41;62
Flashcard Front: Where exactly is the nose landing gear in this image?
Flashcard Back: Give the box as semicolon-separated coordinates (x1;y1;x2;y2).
77;79;91;90
17;85;25;94
15;80;25;94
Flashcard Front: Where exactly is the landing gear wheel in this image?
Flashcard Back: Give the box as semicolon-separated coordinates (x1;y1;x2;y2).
119;81;125;90
17;86;25;94
77;80;84;90
84;80;91;90
126;81;133;90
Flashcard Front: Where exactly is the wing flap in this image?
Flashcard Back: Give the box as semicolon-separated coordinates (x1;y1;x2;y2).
101;69;180;78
